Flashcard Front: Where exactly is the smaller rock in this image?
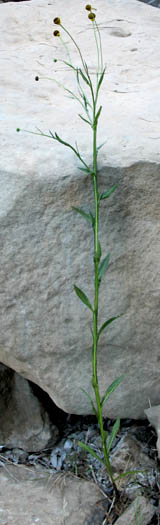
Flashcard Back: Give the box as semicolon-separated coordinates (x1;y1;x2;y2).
0;464;101;524
64;439;73;451
1;448;27;464
50;447;67;470
50;451;58;469
115;496;155;525
0;365;59;452
111;433;155;473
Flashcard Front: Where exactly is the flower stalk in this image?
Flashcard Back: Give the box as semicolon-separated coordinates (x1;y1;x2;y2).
16;5;126;498
90;79;119;497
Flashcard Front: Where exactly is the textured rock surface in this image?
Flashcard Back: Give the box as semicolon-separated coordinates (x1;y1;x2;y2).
0;363;58;451
0;0;160;418
0;464;101;525
115;496;155;525
111;433;155;473
139;0;160;6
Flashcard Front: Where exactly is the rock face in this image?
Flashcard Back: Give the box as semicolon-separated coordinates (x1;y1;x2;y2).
0;364;58;451
0;0;160;419
115;496;155;525
111;433;155;474
0;464;101;524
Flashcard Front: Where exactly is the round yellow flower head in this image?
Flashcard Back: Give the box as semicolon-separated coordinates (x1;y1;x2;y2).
53;30;60;37
53;17;61;25
88;12;96;21
85;4;92;10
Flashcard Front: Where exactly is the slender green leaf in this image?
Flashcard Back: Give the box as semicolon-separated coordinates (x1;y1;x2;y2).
78;441;105;466
79;114;92;126
103;430;108;442
100;184;118;200
78;166;92;174
89;211;95;228
91;375;97;389
96;140;107;156
76;68;80;83
114;469;146;482
94;105;102;127
80;96;92;125
84;61;90;79
75;141;80;155
101;375;124;408
98;253;110;284
64;94;77;101
89;325;94;339
97;240;102;261
42;75;82;108
96;67;106;94
74;285;93;312
76;71;92;114
63;87;81;101
79;68;90;86
72;206;93;225
80;388;98;417
62;61;77;72
48;133;90;172
78;166;90;173
82;93;92;114
98;314;123;339
106;417;120;454
49;129;56;139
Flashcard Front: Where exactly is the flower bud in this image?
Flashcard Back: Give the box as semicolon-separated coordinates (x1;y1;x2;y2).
53;30;60;37
88;12;96;20
35;76;39;81
53;17;61;25
85;4;92;10
16;128;20;132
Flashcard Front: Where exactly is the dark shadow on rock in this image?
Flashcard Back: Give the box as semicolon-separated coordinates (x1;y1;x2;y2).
84;498;110;525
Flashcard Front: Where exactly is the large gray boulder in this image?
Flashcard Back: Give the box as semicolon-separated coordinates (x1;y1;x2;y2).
0;0;160;419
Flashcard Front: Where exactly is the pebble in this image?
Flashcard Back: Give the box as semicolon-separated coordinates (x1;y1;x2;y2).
63;439;73;451
50;448;66;470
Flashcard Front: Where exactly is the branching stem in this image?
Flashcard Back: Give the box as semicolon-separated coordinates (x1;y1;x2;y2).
17;10;121;499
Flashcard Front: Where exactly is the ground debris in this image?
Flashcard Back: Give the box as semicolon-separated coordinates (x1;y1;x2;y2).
0;416;159;523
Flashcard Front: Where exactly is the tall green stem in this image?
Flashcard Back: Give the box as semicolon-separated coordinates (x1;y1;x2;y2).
92;98;98;384
17;10;123;499
92;105;119;496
